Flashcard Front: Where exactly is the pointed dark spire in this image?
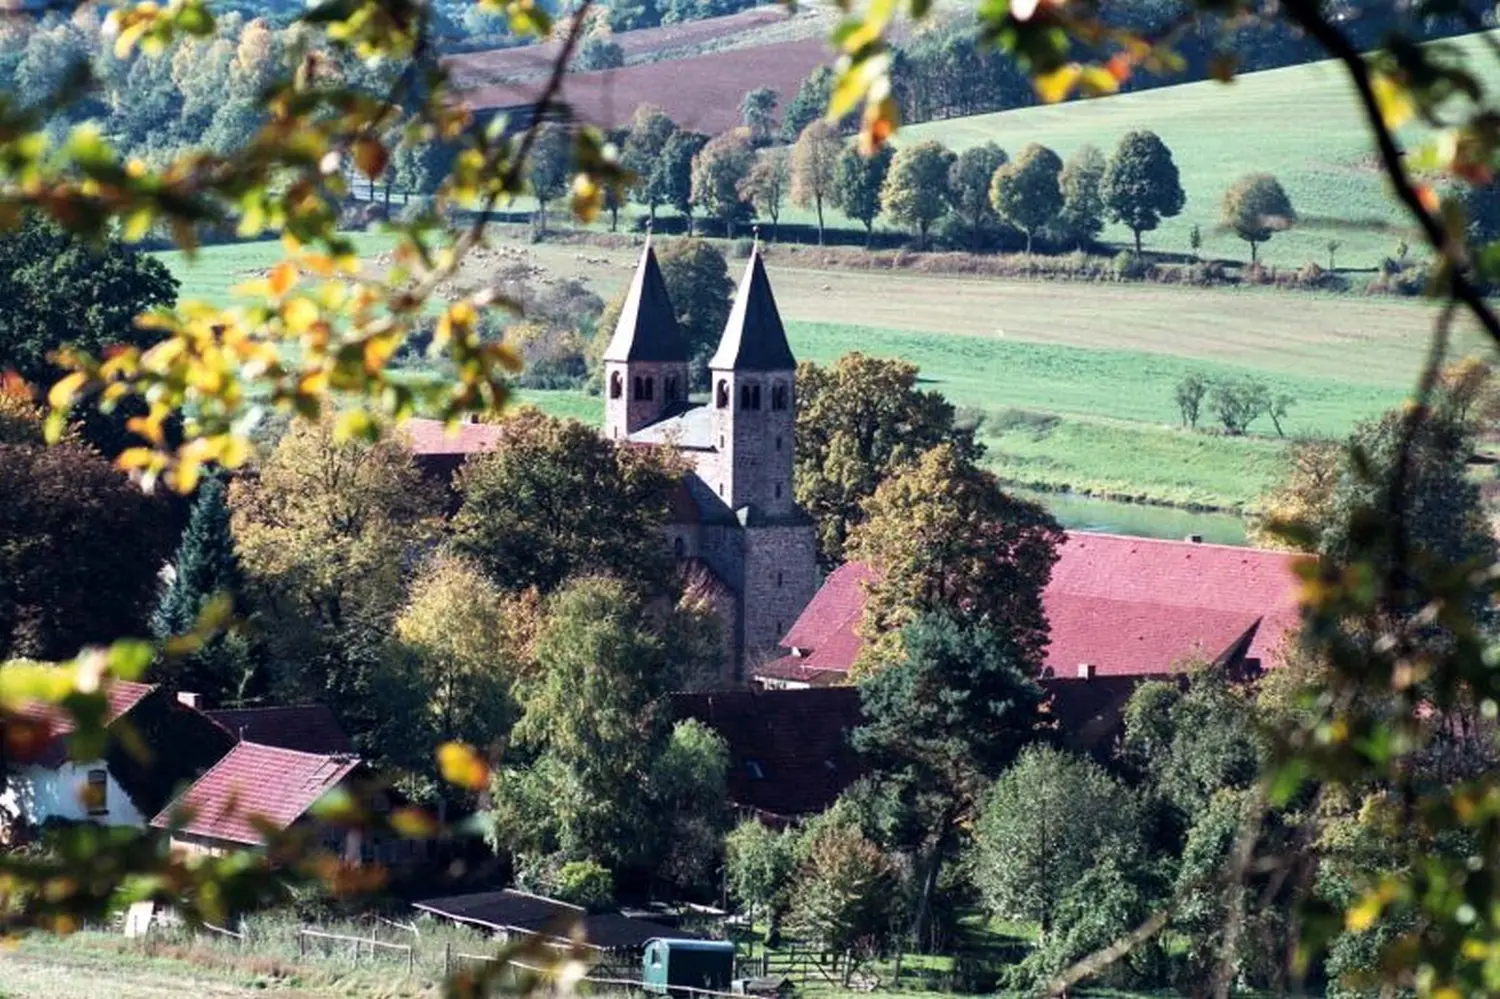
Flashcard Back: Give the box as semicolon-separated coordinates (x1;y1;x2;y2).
708;248;796;372
602;234;688;363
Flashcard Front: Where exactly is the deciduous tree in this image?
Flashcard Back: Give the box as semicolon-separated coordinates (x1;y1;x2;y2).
656;130;707;230
786;818;897;978
1103;130;1186;255
989;142;1063;253
790;120;842;245
0;442;175;661
739;86;778;145
738;147;790;240
945;141;1007;251
690;127;755;238
853;612;1042;946
832;144;893;247
394;550;517;749
451;407;684;595
656;237;734;386
726;818;798;931
527;123;573;233
1221;172;1297;264
794;353;982;568
1058;144;1107;249
845;443;1063;672
229;416;439;713
973;745;1144;936
623;105;678;223
880;140;954;250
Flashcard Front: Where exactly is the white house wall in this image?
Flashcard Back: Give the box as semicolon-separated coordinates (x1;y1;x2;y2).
0;761;146;829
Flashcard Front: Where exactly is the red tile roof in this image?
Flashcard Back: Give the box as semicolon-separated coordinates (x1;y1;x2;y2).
150;742;360;847
205;705;353;756
756;533;1305;682
402;417;503;457
10;679;157;768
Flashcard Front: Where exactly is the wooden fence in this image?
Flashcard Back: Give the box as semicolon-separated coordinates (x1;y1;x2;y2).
297;926;415;974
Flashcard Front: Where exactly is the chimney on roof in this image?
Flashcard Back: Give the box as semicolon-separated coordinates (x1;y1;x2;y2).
1077;663;1096;680
176;691;203;709
1185;534;1204;544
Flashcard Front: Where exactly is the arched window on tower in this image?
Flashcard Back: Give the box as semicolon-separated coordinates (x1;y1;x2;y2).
643;377;655;401
716;380;730;409
673;537;685;560
633;375;644;399
610;372;623;399
751;385;762;410
666;376;679;402
771;383;788;410
740;385;751;410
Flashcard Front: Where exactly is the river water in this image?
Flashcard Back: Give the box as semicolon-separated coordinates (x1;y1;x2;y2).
1011;488;1249;546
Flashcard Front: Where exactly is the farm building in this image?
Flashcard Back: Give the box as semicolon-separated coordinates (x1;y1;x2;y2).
150;741;425;866
414;889;701;973
673;677;1142;821
755;532;1304;687
0;681;232;840
203;703;353;755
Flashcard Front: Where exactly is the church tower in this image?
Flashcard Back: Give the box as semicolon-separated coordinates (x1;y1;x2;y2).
708;247;798;518
706;246;818;661
602;236;690;441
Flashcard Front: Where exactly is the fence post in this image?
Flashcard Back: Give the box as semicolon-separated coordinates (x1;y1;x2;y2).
445;941;451;977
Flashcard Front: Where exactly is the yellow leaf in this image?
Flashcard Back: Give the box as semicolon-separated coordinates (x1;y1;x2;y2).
1372;73;1414;130
829;51;890;122
1345;891;1382;932
437;741;490;791
47;371;87;411
1034;64;1081;104
352;137;388;180
390;807;438;839
1077;65;1121;98
283;298;319;333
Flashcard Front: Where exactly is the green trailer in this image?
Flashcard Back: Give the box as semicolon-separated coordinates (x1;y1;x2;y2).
642;938;736;995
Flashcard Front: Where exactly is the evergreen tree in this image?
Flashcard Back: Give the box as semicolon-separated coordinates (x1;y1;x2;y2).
151;473;256;701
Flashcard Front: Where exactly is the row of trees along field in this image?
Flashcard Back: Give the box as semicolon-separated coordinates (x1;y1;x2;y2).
546;101;1313;264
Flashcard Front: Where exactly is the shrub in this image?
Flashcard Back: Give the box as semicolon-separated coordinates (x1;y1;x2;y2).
989;408;1060;438
1114;250;1152;280
554;859;615;910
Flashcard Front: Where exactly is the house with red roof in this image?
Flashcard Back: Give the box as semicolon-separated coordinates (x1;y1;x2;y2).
150;741;417;864
755;533;1305;688
0;680;233;840
204;704;353;755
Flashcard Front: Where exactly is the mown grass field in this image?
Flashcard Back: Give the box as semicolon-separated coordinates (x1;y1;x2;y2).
902;32;1500;269
156;231;1457;513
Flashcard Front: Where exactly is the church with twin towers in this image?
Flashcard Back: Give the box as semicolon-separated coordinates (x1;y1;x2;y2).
601;238;820;676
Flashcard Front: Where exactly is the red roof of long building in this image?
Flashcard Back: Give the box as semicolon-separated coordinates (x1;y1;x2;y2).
150;741;360;847
205;705;354;756
402;418;504;457
762;533;1305;681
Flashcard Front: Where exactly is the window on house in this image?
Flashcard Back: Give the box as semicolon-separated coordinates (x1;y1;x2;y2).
666;376;679;401
777;571;784;587
84;768;108;815
745;761;765;780
716;380;729;408
774;483;782;499
774;436;782;452
609;372;622;399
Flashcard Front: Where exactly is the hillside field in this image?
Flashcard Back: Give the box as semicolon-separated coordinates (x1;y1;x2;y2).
901;32;1500;269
